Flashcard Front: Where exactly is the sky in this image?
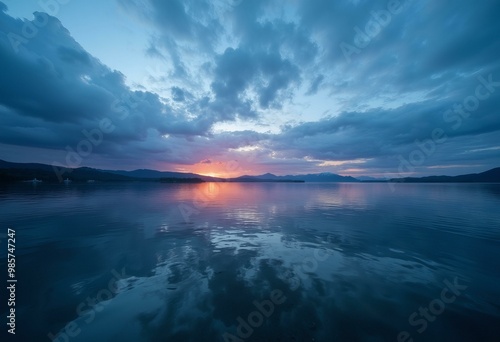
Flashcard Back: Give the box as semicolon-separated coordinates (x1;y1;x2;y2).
0;0;499;178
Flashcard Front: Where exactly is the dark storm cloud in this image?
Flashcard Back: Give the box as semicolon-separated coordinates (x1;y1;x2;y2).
171;86;185;102
306;75;324;96
57;46;91;65
0;6;229;167
210;47;300;114
211;47;257;105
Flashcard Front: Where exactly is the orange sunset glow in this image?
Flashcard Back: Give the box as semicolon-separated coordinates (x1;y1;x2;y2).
187;159;262;179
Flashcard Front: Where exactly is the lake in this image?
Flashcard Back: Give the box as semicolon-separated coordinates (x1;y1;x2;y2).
1;182;499;341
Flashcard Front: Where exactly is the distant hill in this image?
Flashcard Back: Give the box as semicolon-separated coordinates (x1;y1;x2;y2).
356;176;384;181
233;172;358;182
389;167;500;183
0;159;56;171
231;176;304;183
106;169;221;182
288;172;358;182
0;160;136;183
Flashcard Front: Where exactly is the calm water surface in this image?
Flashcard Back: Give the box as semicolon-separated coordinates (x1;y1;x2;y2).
1;182;499;341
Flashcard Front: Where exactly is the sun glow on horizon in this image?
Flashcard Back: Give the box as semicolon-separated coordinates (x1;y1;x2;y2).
188;163;247;179
198;172;223;178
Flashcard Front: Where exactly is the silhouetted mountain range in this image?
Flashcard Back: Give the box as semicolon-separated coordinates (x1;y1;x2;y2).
1;159;499;184
233;172;357;182
388;167;500;183
106;169;222;182
0;160;135;183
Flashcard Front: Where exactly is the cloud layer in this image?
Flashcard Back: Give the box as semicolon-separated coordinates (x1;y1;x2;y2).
0;0;499;176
